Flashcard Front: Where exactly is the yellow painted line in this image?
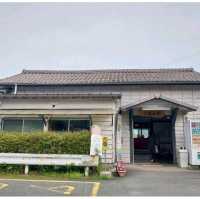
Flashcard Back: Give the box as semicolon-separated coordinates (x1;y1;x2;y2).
91;182;101;197
0;178;101;196
30;184;64;195
49;185;75;195
0;183;8;190
0;178;94;184
63;186;75;195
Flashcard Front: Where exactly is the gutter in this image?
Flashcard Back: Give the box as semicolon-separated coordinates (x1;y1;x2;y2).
2;81;200;86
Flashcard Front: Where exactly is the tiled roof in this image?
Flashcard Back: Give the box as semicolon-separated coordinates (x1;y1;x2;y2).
0;68;200;85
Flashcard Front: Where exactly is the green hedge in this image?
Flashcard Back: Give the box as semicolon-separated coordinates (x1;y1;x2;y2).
0;131;91;154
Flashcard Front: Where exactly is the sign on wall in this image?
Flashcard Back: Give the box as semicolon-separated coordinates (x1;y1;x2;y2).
90;125;102;156
102;136;109;152
135;110;167;118
186;121;200;165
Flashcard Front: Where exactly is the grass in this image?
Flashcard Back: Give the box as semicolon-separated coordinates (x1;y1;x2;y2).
0;171;113;181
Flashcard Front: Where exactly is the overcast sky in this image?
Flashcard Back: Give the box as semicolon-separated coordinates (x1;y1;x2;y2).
0;3;200;78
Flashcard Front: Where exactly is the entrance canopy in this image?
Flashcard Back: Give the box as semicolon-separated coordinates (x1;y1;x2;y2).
120;95;197;113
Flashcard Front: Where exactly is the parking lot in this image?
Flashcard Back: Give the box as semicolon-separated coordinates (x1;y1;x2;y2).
0;164;200;196
0;179;100;196
99;164;200;196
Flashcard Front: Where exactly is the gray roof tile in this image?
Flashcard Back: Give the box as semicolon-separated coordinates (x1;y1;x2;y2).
0;68;200;85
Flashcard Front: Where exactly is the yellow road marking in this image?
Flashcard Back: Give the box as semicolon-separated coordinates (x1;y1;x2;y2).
0;183;8;190
0;179;101;196
0;178;94;184
49;185;75;195
30;184;75;195
64;186;75;195
91;182;101;196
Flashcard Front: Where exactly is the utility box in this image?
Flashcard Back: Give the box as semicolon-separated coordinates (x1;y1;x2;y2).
185;120;200;166
178;148;188;168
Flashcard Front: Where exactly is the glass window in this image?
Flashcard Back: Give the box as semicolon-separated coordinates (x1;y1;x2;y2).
133;128;149;138
49;120;69;132
133;128;140;138
23;120;43;132
142;128;149;138
69;120;90;132
3;119;23;132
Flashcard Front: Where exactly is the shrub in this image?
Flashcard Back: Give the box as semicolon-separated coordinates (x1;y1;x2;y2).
0;131;91;154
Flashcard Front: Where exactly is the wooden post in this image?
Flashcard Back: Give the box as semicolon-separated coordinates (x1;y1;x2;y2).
129;110;134;163
24;165;29;175
84;166;89;177
171;108;178;164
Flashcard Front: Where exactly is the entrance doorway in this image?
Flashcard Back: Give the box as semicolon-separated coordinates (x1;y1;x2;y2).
133;115;173;164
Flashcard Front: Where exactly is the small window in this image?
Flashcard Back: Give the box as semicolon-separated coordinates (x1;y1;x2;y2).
69;120;90;132
133;128;140;138
133;128;149;138
3;119;23;132
23;120;43;132
142;128;149;138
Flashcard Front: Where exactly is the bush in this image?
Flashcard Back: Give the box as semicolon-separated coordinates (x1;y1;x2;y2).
0;131;91;154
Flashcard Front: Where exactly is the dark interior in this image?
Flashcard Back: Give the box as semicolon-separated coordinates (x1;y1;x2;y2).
48;119;90;132
49;120;68;131
133;115;173;163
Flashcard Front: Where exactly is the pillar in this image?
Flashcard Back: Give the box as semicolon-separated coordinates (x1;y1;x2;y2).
129;110;134;163
84;167;89;177
24;165;29;175
43;117;49;132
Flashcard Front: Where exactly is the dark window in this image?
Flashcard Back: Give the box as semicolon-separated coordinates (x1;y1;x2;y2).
49;120;69;132
69;120;90;132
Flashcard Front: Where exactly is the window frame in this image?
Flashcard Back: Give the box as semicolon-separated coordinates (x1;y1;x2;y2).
1;118;44;134
1;117;92;133
49;117;91;132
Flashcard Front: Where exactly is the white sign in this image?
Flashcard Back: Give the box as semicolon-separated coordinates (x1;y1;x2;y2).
186;120;200;165
90;125;102;156
190;122;200;164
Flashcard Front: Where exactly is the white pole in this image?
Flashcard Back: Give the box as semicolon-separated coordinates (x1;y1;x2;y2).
84;166;89;177
24;165;29;175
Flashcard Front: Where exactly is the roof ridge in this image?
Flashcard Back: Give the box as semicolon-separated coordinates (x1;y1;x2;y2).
22;67;194;74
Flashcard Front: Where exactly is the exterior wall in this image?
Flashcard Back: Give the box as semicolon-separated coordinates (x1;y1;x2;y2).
0;96;118;164
120;111;131;163
91;114;114;163
0;97;117;115
118;85;200;163
0;97;115;111
2;84;200;164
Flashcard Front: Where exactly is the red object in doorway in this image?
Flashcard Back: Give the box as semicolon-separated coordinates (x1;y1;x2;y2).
116;161;127;177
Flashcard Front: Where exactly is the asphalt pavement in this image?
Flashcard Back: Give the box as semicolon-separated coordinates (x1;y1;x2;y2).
0;164;200;196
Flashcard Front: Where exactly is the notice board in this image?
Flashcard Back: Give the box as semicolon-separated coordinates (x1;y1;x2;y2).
185;120;200;165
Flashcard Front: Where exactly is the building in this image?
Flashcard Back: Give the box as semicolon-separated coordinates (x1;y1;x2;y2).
0;68;200;164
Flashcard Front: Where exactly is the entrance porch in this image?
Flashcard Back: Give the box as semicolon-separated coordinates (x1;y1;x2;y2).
120;95;197;164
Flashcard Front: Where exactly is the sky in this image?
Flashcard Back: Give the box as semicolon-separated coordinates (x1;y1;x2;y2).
0;3;200;78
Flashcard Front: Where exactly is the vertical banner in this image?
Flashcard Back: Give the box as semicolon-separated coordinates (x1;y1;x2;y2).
90;125;102;156
190;121;200;165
